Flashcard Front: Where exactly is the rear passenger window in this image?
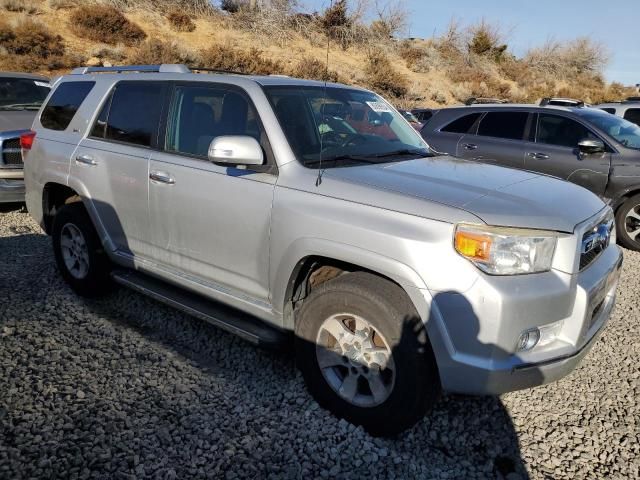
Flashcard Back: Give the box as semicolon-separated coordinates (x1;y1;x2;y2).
441;113;482;134
165;85;262;158
623;109;640;127
41;81;94;131
477;112;528;140
98;82;165;147
536;114;597;148
600;108;616;115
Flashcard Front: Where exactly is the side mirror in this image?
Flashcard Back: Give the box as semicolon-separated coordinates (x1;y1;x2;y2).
208;136;264;166
578;139;605;155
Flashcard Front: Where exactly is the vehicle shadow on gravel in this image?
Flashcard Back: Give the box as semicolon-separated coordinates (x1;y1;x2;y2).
0;222;534;479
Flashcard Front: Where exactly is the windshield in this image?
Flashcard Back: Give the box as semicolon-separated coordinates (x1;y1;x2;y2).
264;86;431;168
582;110;640;149
0;77;50;110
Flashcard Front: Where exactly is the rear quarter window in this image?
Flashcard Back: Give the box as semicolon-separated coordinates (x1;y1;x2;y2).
623;108;640;127
599;108;617;115
441;112;482;134
40;81;95;131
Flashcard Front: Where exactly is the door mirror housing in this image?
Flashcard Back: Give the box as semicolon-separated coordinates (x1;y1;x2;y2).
578;139;605;154
208;136;264;166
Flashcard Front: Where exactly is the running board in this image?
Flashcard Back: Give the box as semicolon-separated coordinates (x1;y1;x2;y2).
111;269;289;350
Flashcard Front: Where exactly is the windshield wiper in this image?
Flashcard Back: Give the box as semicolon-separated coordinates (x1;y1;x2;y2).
305;154;380;166
373;148;432;158
0;102;42;111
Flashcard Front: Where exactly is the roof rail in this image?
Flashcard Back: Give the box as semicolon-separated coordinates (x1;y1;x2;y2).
70;64;191;75
464;97;509;106
624;96;640;103
189;67;248;75
540;97;586;107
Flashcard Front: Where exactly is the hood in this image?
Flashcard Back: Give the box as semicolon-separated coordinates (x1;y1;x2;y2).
324;156;605;232
0;110;38;132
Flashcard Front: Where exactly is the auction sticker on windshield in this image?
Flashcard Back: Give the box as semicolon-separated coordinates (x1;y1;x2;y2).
366;101;392;113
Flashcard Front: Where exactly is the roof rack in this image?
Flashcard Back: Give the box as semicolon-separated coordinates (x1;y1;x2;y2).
189;67;248;75
539;97;587;108
464;97;509;106
624;96;640;103
70;64;191;75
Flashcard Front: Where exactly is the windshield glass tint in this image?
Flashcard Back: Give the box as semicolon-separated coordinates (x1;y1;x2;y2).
264;86;430;167
582;111;640;149
0;77;50;109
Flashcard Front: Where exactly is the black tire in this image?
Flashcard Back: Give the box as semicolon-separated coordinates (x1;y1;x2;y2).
52;202;112;297
294;271;440;437
615;194;640;251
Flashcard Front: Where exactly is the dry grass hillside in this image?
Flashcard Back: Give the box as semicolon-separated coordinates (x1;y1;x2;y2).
0;0;635;108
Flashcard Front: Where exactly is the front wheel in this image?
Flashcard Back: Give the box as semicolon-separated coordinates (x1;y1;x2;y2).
616;194;640;251
52;202;112;297
294;272;440;437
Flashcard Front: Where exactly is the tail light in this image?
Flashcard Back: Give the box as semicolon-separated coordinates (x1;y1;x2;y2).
20;130;36;151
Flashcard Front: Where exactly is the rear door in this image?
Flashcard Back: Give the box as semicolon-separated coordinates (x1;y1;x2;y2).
72;81;167;256
422;111;482;155
523;113;610;196
457;110;529;169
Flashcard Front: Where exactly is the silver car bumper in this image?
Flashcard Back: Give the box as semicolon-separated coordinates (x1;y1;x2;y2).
0;176;25;203
427;243;623;395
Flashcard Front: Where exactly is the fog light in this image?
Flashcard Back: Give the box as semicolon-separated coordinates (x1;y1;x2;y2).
517;328;540;351
516;320;564;352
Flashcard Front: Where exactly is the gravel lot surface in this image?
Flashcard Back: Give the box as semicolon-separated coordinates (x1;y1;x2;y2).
0;205;638;480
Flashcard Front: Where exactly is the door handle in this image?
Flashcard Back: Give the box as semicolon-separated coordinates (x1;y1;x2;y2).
75;154;97;166
527;152;550;159
462;143;478;150
149;171;175;185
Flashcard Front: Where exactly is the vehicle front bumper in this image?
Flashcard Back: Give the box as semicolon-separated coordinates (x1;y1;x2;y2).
424;243;623;395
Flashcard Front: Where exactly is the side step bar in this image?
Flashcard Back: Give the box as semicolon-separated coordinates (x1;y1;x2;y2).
111;269;289;350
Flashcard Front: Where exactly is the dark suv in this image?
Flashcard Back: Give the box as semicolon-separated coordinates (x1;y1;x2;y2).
422;104;640;250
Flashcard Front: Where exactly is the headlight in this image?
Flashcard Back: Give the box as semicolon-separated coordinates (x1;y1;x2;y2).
454;224;558;275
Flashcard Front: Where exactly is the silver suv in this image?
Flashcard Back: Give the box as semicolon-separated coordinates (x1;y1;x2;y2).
24;65;623;436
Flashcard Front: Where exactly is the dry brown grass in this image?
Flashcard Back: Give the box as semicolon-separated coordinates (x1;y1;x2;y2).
129;39;197;65
364;50;408;98
290;58;340;83
167;10;195;32
70;5;147;46
199;44;284;75
1;0;40;14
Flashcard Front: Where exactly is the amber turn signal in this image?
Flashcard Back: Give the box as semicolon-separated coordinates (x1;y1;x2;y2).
454;230;492;262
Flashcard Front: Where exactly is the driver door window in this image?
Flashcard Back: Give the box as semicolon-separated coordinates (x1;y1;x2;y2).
536;114;597;148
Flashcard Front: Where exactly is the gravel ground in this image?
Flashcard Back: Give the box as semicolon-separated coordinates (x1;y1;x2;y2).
0;205;638;480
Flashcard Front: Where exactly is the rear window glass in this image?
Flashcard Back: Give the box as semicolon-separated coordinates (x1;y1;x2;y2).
41;81;94;131
599;108;616;115
477;111;528;140
441;113;482;134
623;108;640;127
97;82;165;147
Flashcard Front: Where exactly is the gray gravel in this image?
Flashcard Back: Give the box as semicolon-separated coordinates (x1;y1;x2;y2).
0;205;638;480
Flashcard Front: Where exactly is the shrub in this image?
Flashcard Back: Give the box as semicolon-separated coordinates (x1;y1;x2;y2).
47;0;80;9
90;44;127;62
167;10;196;32
1;0;39;14
199;44;284;75
129;39;198;65
398;41;425;70
0;19;65;58
467;22;508;61
364;50;408;98
290;58;340;83
70;5;146;46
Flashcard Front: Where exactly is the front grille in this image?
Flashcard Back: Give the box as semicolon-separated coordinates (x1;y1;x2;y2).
579;214;614;270
1;138;23;166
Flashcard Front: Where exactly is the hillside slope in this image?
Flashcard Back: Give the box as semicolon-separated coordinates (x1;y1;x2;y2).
0;0;633;108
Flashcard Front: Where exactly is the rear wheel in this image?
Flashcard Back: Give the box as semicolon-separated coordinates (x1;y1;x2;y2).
294;271;440;437
52;202;112;297
616;195;640;251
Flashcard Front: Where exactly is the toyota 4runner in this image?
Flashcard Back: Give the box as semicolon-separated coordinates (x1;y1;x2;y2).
24;65;623;436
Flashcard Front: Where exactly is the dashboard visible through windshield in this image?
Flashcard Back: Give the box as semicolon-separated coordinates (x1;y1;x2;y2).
264;85;432;168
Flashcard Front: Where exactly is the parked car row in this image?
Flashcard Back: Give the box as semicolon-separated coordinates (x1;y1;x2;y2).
13;64;623;436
